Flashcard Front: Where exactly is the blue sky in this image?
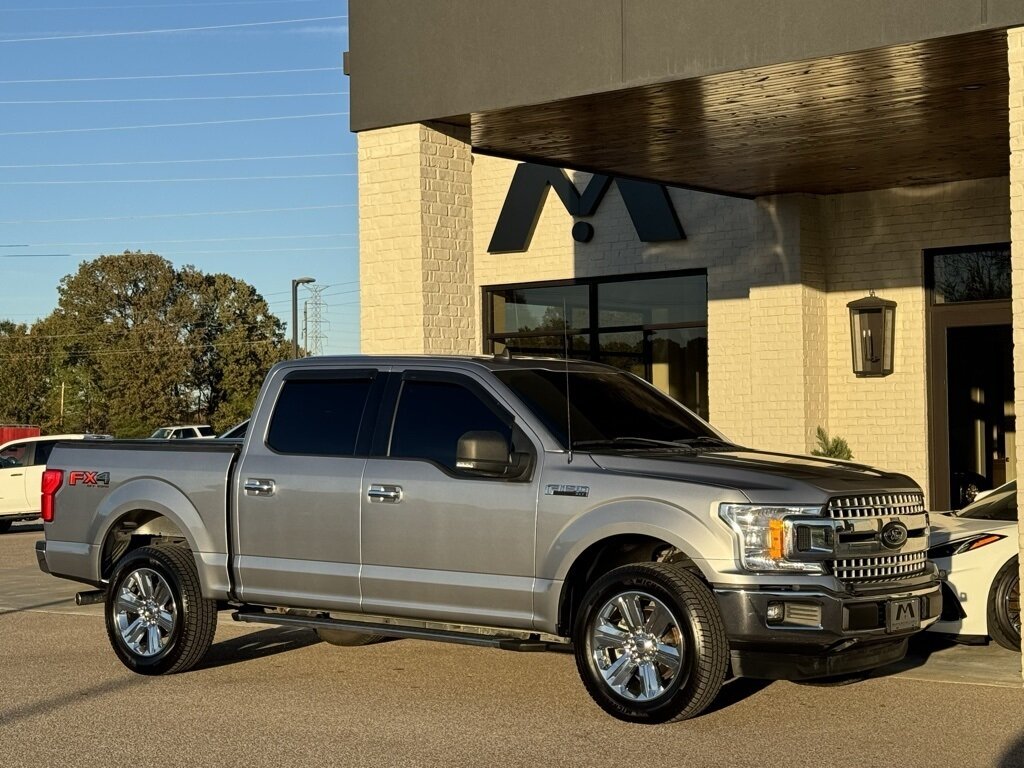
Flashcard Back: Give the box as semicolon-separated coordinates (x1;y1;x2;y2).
0;0;357;354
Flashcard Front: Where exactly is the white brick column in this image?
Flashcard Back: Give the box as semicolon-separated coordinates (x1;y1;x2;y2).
359;123;474;354
1008;26;1024;660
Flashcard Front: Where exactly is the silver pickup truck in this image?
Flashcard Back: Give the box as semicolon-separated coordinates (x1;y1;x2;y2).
37;356;941;723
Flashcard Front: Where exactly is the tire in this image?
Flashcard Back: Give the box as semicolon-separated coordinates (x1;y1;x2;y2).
316;628;387;647
0;519;13;534
573;562;729;724
105;544;218;675
988;556;1021;652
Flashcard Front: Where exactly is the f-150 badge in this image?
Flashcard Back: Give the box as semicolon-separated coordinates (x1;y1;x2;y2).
545;484;590;498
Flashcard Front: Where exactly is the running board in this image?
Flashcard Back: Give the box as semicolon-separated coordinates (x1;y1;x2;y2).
232;608;572;653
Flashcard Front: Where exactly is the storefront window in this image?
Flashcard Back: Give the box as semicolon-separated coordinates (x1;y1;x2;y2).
485;271;709;419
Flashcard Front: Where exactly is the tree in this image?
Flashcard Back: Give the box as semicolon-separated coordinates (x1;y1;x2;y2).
811;426;853;460
8;252;289;437
0;320;53;428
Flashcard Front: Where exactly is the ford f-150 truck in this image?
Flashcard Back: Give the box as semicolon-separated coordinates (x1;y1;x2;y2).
37;356;941;723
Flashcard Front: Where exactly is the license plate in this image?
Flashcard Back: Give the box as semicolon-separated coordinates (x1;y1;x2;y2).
887;597;921;632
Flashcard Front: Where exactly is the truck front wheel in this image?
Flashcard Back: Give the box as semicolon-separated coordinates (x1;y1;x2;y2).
105;545;217;675
573;562;729;723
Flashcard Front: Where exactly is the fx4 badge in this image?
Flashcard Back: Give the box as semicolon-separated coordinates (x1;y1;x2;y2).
68;470;110;487
545;484;590;498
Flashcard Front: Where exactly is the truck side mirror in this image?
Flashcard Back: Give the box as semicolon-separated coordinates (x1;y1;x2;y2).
456;431;512;475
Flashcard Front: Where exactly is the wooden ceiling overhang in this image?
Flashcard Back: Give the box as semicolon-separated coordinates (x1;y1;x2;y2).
470;30;1010;198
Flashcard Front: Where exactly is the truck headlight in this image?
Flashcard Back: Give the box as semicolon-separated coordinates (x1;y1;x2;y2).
719;503;826;573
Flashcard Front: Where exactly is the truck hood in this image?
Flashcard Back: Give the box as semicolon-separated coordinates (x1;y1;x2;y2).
585;447;921;505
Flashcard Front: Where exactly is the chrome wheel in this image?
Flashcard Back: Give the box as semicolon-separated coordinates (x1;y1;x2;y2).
113;567;177;658
590;590;684;702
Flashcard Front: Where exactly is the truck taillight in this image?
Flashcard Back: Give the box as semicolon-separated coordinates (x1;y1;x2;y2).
41;469;63;523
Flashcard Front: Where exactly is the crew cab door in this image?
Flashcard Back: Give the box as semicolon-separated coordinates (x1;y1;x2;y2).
360;369;540;630
232;367;382;612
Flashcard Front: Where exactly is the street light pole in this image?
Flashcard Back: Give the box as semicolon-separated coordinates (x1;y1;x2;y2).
291;276;315;358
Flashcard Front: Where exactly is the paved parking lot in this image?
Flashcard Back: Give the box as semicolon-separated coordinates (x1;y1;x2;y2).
3;522;1024;768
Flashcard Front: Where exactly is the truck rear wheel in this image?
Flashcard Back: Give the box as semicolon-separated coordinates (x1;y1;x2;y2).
0;520;12;534
105;544;217;675
573;562;728;723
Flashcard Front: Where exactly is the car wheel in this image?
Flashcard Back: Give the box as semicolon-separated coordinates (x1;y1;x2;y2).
0;520;13;534
105;545;218;674
316;628;387;646
988;556;1021;652
573;562;728;723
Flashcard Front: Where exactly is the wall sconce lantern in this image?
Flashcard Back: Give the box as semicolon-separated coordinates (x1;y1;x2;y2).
848;291;896;377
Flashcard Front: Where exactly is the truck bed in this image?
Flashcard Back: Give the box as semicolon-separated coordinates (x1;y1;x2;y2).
41;439;240;594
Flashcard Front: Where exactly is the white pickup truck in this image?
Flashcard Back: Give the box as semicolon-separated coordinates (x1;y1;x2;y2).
37;356;941;723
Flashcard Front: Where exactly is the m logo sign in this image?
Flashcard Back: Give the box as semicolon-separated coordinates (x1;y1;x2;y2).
487;163;685;254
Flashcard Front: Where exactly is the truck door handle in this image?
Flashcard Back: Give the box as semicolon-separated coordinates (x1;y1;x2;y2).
367;484;402;503
243;478;276;497
10;472;22;477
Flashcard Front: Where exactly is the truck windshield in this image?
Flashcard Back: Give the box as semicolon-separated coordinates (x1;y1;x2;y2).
495;368;723;451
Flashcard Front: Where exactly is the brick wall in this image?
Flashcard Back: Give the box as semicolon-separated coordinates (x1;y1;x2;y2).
359;123;474;354
1007;24;1024;659
824;178;1009;499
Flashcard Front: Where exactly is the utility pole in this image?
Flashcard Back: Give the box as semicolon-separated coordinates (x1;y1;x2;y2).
59;382;65;429
291;277;315;359
303;301;308;357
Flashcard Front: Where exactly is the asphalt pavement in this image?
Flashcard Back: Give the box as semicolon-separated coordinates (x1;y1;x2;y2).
2;522;1023;768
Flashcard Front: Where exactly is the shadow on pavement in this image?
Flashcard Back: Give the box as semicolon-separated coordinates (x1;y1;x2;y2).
194;625;322;671
702;676;774;715
0;597;79;615
0;675;146;727
999;732;1024;768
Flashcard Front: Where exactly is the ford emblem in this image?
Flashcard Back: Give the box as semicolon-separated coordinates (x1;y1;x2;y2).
880;521;909;550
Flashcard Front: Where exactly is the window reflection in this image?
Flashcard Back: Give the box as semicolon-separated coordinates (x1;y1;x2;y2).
486;272;708;418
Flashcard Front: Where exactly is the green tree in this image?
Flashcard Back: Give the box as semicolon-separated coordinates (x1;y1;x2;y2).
0;320;54;428
811;426;853;460
30;252;287;437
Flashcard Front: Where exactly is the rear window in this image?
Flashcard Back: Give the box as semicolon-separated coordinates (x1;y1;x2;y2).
267;378;373;456
197;426;215;437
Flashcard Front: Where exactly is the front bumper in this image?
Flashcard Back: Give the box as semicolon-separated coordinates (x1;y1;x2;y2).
715;573;942;680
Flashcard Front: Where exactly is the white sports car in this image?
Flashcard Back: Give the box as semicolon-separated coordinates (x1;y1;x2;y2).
928;481;1020;651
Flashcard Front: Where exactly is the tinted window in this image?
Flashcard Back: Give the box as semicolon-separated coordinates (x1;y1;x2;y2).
496;368;716;449
931;245;1011;304
31;441;58;466
389;379;511;471
197;426;215;437
268;378;372;456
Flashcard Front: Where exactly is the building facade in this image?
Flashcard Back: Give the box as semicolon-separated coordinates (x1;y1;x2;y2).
348;2;1024;640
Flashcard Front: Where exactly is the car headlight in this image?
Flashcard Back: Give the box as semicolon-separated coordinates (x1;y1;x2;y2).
719;503;826;573
928;534;1006;560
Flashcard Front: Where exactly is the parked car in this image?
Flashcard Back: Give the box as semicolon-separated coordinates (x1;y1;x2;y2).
0;433;110;533
149;425;215;440
38;356;941;723
928;480;1020;651
217;419;249;440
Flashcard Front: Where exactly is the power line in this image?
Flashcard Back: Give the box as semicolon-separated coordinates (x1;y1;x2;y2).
0;111;347;137
0;66;341;84
0;202;355;225
0;15;348;44
0;91;345;105
2;246;358;258
18;232;356;247
0;172;356;185
1;1;331;11
0;151;355;169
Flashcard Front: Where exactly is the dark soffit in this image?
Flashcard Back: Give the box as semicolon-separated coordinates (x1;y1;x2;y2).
470;30;1010;197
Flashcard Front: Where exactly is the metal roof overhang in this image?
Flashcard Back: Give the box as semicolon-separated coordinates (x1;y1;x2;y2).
469;30;1010;198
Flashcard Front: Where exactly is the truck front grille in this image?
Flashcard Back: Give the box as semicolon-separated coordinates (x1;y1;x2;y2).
826;493;925;519
833;551;929;582
826;493;929;582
